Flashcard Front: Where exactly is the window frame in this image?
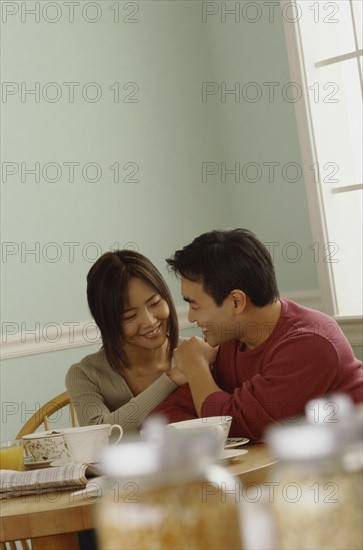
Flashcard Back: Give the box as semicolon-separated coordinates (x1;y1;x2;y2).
281;0;362;318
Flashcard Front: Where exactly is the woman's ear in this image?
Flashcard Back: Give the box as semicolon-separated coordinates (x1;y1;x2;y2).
230;289;247;314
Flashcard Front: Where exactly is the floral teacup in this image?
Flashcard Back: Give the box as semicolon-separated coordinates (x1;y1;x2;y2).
22;430;71;462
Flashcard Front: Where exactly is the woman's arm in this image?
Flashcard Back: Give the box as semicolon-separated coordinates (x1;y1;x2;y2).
66;363;178;431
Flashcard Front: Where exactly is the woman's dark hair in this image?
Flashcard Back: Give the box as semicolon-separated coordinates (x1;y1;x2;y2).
87;250;178;371
166;228;279;307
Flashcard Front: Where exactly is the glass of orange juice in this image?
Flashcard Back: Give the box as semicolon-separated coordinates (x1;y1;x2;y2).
0;440;24;470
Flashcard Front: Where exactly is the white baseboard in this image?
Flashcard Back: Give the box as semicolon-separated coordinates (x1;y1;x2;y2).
282;291;362;346
334;316;363;347
1;291;361;360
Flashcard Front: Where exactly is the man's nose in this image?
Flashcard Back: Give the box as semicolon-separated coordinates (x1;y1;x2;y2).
188;307;196;324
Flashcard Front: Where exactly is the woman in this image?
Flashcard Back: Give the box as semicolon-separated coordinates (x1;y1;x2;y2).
66;250;185;431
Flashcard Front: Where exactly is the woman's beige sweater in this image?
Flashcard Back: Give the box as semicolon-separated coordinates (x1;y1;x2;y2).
65;348;177;431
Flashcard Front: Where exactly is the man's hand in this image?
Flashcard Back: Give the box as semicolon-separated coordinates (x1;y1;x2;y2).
173;336;218;376
172;337;221;416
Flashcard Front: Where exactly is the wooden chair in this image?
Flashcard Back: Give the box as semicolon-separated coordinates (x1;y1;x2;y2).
16;391;77;439
3;392;77;550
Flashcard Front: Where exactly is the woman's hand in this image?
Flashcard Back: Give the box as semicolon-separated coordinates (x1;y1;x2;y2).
173;337;218;376
167;366;188;386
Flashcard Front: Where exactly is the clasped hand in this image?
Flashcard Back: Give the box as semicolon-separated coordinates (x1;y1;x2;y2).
173;336;218;377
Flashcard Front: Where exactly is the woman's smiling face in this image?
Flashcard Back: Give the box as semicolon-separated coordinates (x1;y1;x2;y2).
121;277;170;350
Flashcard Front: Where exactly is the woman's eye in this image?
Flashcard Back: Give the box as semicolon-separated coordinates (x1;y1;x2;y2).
123;314;136;321
151;299;162;307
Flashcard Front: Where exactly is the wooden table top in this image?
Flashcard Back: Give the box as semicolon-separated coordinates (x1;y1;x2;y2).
228;440;276;480
0;442;276;546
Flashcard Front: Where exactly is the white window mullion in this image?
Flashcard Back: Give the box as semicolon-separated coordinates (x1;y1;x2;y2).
349;0;363;96
315;49;363;68
280;0;338;315
281;0;363;317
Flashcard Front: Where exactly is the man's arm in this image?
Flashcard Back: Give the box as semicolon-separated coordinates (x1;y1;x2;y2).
164;333;355;441
199;334;346;440
150;384;198;423
153;332;356;441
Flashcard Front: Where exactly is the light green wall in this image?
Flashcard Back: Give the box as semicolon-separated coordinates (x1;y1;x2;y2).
1;2;320;440
201;10;318;291
352;346;363;361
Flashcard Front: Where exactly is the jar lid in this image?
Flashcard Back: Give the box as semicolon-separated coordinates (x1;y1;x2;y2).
265;421;338;461
102;441;160;477
305;394;362;446
305;393;354;424
266;394;363;461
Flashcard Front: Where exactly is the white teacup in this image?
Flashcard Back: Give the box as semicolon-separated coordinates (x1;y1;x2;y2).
22;431;71;462
166;416;232;455
60;424;123;463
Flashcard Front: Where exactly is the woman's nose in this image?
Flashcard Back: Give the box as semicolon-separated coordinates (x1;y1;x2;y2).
140;307;156;326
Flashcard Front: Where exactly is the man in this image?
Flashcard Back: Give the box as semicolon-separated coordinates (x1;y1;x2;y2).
152;228;363;440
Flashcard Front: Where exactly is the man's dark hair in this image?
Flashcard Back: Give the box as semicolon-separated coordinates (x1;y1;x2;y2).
166;228;279;307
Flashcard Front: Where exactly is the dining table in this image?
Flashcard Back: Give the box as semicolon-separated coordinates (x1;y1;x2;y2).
0;441;276;550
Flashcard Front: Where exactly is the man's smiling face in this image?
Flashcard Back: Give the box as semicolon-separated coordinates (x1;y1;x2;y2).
181;277;242;346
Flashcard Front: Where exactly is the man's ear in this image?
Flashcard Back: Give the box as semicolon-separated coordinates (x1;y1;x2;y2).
230;289;247;314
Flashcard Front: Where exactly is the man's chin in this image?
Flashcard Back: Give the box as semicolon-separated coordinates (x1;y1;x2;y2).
204;336;219;347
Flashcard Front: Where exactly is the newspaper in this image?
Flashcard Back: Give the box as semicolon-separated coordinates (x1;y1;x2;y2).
0;462;102;499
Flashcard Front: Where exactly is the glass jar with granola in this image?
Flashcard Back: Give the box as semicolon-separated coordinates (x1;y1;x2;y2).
96;428;243;550
265;398;363;550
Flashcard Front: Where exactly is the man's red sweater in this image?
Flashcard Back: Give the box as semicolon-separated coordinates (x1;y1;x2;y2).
151;299;363;440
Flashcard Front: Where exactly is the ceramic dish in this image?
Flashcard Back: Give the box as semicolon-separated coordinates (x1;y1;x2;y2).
23;457;53;470
219;449;248;464
22;430;71;462
49;458;73;467
224;438;250;449
50;458;99;467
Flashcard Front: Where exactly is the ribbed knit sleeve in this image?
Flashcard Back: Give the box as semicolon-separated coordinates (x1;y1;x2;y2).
65;351;177;432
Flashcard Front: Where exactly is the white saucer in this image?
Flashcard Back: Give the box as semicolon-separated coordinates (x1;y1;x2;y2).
23;458;53;470
219;449;248;463
50;459;73;467
224;438;250;449
50;459;100;467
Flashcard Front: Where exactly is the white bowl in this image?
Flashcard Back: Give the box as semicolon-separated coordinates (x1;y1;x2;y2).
166;416;232;453
167;416;232;431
